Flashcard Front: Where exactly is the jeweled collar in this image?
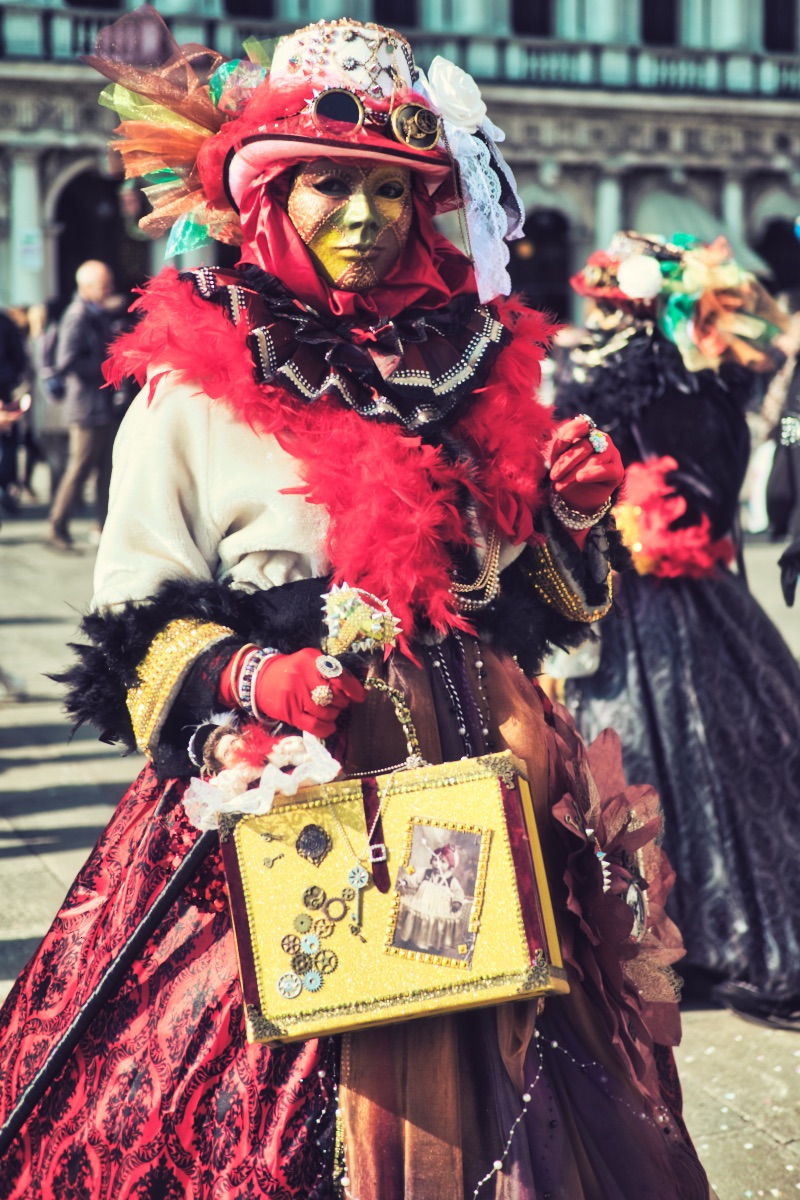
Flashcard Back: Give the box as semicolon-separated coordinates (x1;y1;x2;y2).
181;264;511;437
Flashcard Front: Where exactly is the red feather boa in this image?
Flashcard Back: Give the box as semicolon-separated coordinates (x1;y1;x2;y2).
615;457;735;579
106;269;555;635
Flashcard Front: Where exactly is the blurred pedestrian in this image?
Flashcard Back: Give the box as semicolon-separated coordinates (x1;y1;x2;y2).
556;232;800;1029
0;307;27;513
47;261;117;551
27;302;70;502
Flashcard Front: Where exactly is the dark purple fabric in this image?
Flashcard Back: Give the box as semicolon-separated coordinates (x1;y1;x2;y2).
519;1003;709;1200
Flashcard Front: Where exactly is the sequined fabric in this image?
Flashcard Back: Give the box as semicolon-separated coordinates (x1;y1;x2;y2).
0;767;336;1200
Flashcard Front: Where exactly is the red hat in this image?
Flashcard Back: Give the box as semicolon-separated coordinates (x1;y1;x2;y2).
209;20;455;215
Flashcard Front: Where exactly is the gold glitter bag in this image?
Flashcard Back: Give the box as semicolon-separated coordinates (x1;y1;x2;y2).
220;682;568;1044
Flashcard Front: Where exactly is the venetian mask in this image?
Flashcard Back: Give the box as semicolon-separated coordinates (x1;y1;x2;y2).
287;159;413;291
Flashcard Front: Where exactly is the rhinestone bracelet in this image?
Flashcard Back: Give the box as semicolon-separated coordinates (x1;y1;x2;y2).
237;647;281;717
549;487;612;531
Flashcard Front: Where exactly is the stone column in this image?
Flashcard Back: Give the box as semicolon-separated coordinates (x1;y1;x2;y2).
8;150;44;307
594;170;623;250
711;0;749;49
722;173;745;247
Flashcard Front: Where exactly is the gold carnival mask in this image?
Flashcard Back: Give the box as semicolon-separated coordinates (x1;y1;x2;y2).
287;159;413;291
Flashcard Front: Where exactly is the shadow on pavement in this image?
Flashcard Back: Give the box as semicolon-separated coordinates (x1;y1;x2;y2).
0;723;94;750
0;616;79;626
0;751;122;774
0;782;126;818
0;824;105;858
0;937;42;981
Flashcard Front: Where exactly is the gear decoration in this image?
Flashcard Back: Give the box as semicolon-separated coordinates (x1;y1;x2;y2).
278;886;356;997
315;948;338;975
303;885;327;910
303;970;323;993
291;951;314;975
277;971;303;999
324;896;348;922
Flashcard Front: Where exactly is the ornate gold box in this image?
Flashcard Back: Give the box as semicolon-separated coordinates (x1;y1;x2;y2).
220;751;568;1044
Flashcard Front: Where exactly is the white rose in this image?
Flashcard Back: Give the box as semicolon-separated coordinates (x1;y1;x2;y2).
616;254;663;301
425;56;487;133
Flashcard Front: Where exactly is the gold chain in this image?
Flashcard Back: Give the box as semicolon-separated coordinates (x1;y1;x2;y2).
451;525;501;593
451;525;502;611
324;770;398;869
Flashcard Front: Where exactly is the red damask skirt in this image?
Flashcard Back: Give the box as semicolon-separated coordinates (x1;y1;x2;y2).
0;766;336;1200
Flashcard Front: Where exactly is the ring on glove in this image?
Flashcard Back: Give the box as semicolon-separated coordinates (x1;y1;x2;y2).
589;430;609;454
316;654;343;680
312;684;334;707
578;413;597;432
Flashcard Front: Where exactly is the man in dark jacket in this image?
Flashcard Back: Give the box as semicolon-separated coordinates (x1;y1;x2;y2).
0;308;28;511
47;260;117;550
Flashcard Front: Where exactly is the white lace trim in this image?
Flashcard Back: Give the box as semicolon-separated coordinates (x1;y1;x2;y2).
446;123;511;302
417;68;525;303
183;732;342;832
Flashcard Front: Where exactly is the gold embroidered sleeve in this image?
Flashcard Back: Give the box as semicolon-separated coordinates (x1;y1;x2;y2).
525;541;613;623
127;618;236;758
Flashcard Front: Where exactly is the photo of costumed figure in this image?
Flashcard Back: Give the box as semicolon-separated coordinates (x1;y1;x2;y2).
394;827;483;961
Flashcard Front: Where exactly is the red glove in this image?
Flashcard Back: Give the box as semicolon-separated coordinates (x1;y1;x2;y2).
220;647;365;739
549;416;624;513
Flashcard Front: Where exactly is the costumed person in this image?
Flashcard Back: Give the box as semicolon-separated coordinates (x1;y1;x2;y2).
396;841;466;956
0;15;711;1199
555;231;800;1028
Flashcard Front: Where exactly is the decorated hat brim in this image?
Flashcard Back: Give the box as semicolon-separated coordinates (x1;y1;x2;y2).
225;133;453;212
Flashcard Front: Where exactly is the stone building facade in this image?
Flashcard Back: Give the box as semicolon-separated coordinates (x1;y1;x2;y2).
2;0;800;316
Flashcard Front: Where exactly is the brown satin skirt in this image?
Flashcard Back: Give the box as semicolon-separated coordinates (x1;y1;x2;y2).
338;647;553;1200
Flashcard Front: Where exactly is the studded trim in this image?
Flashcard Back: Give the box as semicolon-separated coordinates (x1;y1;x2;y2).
181;266;512;434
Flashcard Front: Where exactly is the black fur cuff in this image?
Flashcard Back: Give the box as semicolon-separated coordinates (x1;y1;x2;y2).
54;575;331;771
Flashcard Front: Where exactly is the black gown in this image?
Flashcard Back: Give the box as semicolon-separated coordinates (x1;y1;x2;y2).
556;329;800;1021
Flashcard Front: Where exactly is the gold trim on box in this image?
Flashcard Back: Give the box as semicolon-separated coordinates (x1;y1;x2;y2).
126;617;234;756
244;960;570;1043
227;749;568;1046
385;817;493;970
256;752;528;816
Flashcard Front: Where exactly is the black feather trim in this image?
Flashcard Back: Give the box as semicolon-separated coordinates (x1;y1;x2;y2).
555;324;755;440
53;574;331;761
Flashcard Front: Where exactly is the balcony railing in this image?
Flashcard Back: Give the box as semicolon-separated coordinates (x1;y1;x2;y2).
3;6;800;99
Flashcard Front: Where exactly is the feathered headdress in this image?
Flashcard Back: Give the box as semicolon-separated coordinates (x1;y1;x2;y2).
571;231;788;373
86;7;525;300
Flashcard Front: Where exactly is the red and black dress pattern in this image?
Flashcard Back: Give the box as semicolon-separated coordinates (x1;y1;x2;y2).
0;766;336;1200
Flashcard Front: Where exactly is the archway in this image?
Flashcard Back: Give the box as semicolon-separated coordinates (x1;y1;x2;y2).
55;169;150;304
753;218;800;295
507;208;571;322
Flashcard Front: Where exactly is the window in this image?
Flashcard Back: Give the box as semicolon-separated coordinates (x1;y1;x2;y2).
764;0;797;51
507;209;571;322
374;0;417;26
641;0;679;46
511;0;553;37
224;0;274;16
